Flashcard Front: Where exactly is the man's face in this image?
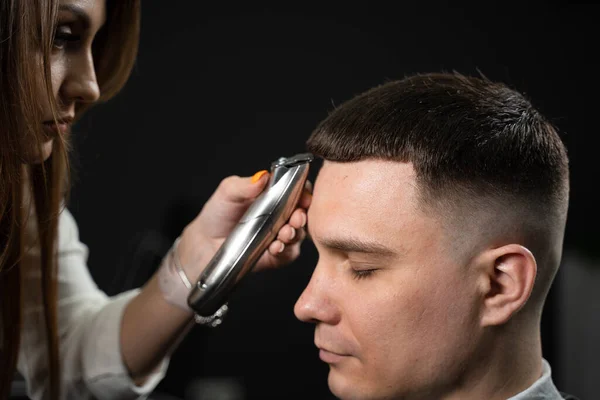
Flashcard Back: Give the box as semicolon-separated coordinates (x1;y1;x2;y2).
294;160;483;400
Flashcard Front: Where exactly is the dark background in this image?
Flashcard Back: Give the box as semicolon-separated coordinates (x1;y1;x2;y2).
68;2;599;399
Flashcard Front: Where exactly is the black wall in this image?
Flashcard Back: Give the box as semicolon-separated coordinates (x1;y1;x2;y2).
68;2;599;399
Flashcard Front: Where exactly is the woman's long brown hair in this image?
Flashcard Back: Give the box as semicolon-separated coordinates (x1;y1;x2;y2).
0;1;140;399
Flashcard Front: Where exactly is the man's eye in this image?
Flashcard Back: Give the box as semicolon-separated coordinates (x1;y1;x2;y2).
351;269;376;280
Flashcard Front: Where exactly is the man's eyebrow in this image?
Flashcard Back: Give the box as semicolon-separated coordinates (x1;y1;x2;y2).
58;4;91;29
321;236;397;256
307;223;397;256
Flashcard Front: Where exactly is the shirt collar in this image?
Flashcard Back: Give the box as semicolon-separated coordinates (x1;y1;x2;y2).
508;359;563;400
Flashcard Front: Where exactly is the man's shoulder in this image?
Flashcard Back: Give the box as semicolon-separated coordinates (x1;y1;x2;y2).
560;391;581;400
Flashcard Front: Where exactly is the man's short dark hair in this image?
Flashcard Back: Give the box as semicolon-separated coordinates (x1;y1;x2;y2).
307;72;569;311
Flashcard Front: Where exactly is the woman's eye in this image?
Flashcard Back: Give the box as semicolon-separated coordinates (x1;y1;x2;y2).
53;27;80;49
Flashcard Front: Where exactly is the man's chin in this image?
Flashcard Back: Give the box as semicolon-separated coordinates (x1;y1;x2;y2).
328;368;368;400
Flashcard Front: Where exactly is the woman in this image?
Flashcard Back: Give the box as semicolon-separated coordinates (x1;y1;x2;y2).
0;1;311;399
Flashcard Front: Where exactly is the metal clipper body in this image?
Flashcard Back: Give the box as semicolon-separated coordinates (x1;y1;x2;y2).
187;153;313;316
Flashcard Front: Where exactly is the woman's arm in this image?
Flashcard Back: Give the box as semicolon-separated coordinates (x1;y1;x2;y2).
120;172;311;384
17;172;309;399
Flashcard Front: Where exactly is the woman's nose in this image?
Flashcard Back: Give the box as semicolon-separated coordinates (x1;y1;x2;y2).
61;50;100;104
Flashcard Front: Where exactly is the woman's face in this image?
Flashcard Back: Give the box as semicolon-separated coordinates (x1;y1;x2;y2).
39;0;106;160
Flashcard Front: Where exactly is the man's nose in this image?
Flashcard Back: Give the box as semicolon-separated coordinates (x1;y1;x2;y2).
294;263;340;325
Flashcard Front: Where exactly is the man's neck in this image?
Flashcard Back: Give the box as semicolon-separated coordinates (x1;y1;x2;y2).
443;325;544;400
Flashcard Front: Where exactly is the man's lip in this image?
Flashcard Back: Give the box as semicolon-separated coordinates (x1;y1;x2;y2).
318;348;349;364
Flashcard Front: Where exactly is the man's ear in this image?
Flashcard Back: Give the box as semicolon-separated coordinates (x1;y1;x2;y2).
476;244;537;327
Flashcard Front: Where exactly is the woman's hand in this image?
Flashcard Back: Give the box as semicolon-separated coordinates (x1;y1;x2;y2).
176;170;312;282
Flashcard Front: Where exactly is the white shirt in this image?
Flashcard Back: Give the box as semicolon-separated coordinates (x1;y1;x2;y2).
15;208;169;399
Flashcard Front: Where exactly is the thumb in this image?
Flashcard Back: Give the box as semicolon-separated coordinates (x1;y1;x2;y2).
238;169;270;200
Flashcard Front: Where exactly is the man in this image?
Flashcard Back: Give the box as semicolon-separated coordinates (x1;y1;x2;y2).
294;73;577;399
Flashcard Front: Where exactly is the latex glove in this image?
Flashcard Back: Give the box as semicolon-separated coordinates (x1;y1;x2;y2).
177;170;312;282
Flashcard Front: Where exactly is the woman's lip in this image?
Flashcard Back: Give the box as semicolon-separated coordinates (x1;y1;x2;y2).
319;348;349;364
43;122;70;135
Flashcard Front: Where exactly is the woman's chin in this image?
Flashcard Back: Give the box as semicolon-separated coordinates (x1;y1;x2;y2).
21;140;54;165
41;140;54;161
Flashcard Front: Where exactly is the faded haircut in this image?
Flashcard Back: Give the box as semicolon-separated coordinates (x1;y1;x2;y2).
307;72;569;312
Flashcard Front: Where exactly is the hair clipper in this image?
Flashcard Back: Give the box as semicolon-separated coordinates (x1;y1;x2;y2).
187;152;313;316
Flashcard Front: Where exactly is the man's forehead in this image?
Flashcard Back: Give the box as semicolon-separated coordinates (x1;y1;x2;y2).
314;159;417;202
308;159;420;239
